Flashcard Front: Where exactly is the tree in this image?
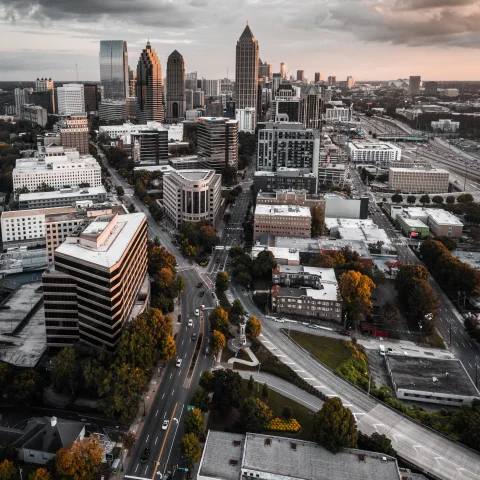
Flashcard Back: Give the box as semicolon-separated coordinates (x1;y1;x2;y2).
311;205;325;237
209;307;230;336
229;246;244;258
248;375;254;392
180;433;201;467
419;194;430;205
215;271;230;292
98;363;148;422
211;369;242;416
122;432;136;453
8;370;43;406
184;408;205;437
395;264;430;300
457;193;474;204
199;370;213;390
29;468;52;480
159;334;177;361
211;330;226;354
406;279;439;330
252;250;277;277
240;396;272;433
357;432;396;456
81;357;106;393
230;299;245;318
433;236;456;251
51;347;77;395
199;225;219;250
381;301;401;326
432;195;444;205
262;382;269;400
56;435;104;480
446;195;456;204
246;316;262;339
338;270;375;321
312;397;358;453
128;203;136;213
115;185;125;196
0;460;16;480
283;406;292;420
391;193;403;204
407;195;416;205
191;387;210;412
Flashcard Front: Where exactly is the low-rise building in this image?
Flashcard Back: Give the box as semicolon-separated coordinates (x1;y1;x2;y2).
324;194;369;219
272;265;337;289
388;168;449;194
347;141;402;164
256;190;325;210
98;121;183;143
168;156;200;170
431;119;460;133
396;214;430;239
271;285;342;322
386;355;479;407
59;114;89;155
20;104;47;127
253;168;317;197
18;186;107;210
318;163;347;188
425;209;463;237
254;204;311;239
163;169;222;228
251;246;300;266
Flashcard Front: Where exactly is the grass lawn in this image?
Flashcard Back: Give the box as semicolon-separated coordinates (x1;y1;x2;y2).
287;331;351;370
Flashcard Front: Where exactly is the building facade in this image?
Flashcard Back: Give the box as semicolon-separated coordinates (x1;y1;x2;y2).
197;117;239;171
59;114;89;155
314;72;322;83
35;77;55;113
19;186;107;210
256;190;325;210
131;129;168;165
83;83;100;114
136;41;165;123
409;76;421;96
99;100;127;122
235;24;259;129
388;168;449;194
299;85;322;129
253;169;317;197
20;104;47;127
431;119;460;132
57;84;85;116
254;204;311;238
42;212;148;349
99;40;129;100
424;81;438;96
166;50;186;121
347;141;402;164
236;107;255;133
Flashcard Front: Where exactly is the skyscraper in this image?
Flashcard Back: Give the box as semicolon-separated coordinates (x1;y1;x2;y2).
314;72;322;83
409;76;421;96
128;67;137;97
35;78;55;114
235;23;259;130
297;70;305;82
280;63;286;79
57;84;85;116
186;72;198;91
99;40;129;100
136;41;165;123
166;50;186;121
258;58;272;79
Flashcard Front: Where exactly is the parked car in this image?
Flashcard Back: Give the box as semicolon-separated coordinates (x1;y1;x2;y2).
338;330;349;336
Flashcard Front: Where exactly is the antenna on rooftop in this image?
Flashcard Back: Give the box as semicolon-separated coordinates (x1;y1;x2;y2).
76;64;78;82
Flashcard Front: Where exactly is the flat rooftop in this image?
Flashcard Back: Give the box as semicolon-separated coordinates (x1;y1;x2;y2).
133;165;175;174
251;246;300;263
349;141;400;151
276;265;337;283
19;186;107;202
397;216;428;228
389;167;449;174
2;206;76;219
451;250;480;271
325;218;376;230
277;285;338;302
426;209;463;226
255;204;311;218
172;170;214;182
273;237;372;258
387;356;479;397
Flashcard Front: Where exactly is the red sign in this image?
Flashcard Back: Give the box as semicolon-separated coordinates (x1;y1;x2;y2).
410;232;419;237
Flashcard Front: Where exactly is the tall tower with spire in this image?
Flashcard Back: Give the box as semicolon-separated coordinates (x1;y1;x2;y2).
136;41;165;123
235;22;259;129
166;50;186;122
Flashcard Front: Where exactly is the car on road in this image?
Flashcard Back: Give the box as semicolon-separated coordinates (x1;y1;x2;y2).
140;448;151;462
338;330;350;336
191;333;197;341
162;420;169;430
176;358;182;367
215;259;220;263
164;472;172;480
199;290;205;297
194;309;200;316
205;346;210;355
201;304;206;311
197;282;203;288
187;319;193;327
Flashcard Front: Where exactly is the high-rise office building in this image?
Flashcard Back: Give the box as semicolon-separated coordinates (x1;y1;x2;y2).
35;78;55;113
280;63;286;79
14;87;33;116
197;117;239;172
424;81;438;96
297;70;305;82
314;72;322;83
258;58;272;79
20;104;47;127
193;90;205;108
299;85;322;130
99;40;129;100
186;72;198;91
128;68;137;97
409;76;421;96
186;89;194;111
28;90;54;114
57;84;85;116
347;76;355;88
131;129;168;165
235;23;259;131
59;114;89;155
166;50;186;121
83;83;100;114
328;76;336;85
136;41;165;123
202;79;221;97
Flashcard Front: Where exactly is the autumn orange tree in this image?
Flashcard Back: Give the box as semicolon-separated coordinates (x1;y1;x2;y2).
56;435;103;480
211;330;226;354
246;316;262;339
29;467;52;480
338;270;375;321
0;459;16;480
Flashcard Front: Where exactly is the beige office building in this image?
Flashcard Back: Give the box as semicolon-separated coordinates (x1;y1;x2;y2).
254;204;311;239
388;168;449;194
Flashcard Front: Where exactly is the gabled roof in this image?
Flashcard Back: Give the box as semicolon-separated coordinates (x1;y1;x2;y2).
240;23;255;40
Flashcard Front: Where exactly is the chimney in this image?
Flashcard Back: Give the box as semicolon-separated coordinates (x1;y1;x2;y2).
51;416;57;427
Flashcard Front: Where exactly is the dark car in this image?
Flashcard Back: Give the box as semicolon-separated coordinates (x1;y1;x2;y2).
164;472;172;480
338;330;350;336
197;282;203;288
215;259;220;263
140;448;150;463
199;290;205;297
191;333;197;341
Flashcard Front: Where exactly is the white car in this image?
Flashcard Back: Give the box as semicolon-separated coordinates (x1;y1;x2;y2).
194;309;200;316
201;304;206;311
162;420;169;430
176;358;182;367
187;319;193;327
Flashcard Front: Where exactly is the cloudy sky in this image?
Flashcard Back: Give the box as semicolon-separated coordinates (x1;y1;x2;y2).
0;0;479;82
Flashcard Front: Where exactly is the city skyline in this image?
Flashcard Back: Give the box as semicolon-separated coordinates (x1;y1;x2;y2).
0;0;479;81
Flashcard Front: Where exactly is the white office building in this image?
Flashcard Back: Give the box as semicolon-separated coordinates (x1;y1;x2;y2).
57;84;85;116
346;141;402;164
163;169;222;228
388;168;449;194
202;79;221;97
98;121;183;144
236;107;256;133
431;119;460;133
324;106;351;122
13;153;102;192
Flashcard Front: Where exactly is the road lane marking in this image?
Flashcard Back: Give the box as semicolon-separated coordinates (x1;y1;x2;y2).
169;373;172;379
146;434;149;442
162;393;165;399
151;403;178;480
303;377;315;380
155;436;158;445
125;476;150;480
135;464;139;473
171;389;175;396
164;412;166;418
181;340;184;345
184;353;187;358
155;410;158;417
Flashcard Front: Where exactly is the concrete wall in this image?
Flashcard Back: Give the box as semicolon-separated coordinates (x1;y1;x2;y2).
18;448;55;465
325;197;367;219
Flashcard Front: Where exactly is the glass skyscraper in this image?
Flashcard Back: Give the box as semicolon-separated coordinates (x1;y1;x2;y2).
99;40;129;100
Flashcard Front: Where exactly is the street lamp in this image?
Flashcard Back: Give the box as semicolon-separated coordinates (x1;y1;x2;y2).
476;356;479;388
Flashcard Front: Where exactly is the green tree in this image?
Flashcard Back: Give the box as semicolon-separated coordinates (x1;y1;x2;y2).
406;279;438;330
381;301;401;326
199;370;213;390
246;316;262;339
115;185;125;196
8;370;43;406
457;193;474;204
252;250;277;277
240;396;272;433
311;205;325;237
338;270;375;321
391;193;403;204
215;271;230;292
98;363;148;422
184;408;205;437
395;264;430;300
51;347;78;395
229;246;244;258
209;307;230;336
446;195;456;204
230;299;245;324
283;406;293;420
357;432;396;457
55;434;104;480
407;195;416;205
432;195;444;205
0;362;9;388
312;397;358;453
433;236;456;251
81;357;106;393
0;460;16;480
191;387;210;412
262;382;269;400
180;433;201;467
248;375;254;392
211;330;226;354
212;369;242;416
419;194;430;205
